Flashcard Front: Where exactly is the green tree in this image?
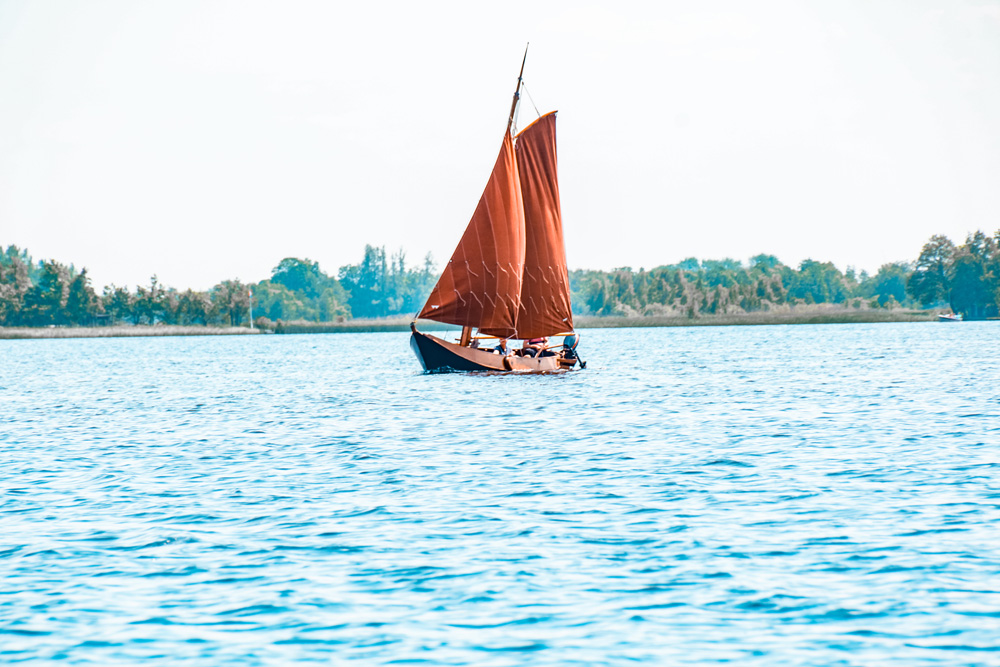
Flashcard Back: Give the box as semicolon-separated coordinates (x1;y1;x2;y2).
581;273;613;315
949;231;998;319
750;254;780;272
211;279;251;326
339;245;388;318
182;289;213;324
787;260;850;304
906;235;956;307
271;258;325;297
253;281;303;321
862;262;912;307
66;269;99;325
255;257;349;323
101;285;135;324
702;258;742;275
992;229;1000;309
134;276;167;324
337;245;435;319
22;260;71;325
317;287;349;321
159;288;181;324
0;249;32;325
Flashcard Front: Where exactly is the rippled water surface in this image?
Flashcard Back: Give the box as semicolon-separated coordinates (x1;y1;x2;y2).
2;323;999;665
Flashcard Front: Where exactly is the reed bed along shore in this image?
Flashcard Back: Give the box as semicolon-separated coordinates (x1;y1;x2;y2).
273;319;450;334
574;308;938;329
1;308;940;340
275;308;937;334
0;325;262;340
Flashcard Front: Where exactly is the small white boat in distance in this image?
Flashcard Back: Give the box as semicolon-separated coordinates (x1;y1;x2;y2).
939;312;963;322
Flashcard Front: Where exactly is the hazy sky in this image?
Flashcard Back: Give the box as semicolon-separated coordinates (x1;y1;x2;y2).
2;0;999;290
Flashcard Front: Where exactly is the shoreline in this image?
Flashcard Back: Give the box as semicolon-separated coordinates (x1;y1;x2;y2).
0;325;264;340
1;309;941;340
574;309;937;328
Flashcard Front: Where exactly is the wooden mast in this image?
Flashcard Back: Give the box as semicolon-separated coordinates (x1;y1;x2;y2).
507;44;529;134
459;45;528;348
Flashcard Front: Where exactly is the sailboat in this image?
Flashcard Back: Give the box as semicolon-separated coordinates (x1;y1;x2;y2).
410;49;584;373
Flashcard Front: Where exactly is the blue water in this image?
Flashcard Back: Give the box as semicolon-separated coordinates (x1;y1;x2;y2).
2;323;999;665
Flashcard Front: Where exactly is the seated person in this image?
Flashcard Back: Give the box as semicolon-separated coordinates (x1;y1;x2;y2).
493;338;509;355
521;337;548;357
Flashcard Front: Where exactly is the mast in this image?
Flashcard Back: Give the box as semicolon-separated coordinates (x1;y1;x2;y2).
507;44;529;135
457;44;527;347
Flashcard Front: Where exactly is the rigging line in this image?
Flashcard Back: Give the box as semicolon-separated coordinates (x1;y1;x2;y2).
522;81;542;119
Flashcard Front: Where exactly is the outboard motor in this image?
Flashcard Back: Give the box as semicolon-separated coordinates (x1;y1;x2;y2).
559;333;585;368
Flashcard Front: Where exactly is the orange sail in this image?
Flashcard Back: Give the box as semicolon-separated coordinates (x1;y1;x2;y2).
417;131;525;338
514;112;573;338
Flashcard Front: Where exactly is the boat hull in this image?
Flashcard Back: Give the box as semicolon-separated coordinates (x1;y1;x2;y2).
410;328;569;372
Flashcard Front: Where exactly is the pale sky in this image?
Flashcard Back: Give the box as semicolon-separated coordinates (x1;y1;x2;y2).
2;0;999;291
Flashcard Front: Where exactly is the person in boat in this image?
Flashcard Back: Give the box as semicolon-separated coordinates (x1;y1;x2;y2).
521;337;548;357
493;338;509;355
538;337;557;357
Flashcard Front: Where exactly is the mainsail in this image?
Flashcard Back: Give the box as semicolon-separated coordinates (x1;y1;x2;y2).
417;132;525;339
513;112;573;339
417;71;572;340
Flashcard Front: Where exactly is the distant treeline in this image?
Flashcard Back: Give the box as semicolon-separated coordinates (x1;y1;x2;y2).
0;245;436;328
1;230;997;328
571;230;1000;320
